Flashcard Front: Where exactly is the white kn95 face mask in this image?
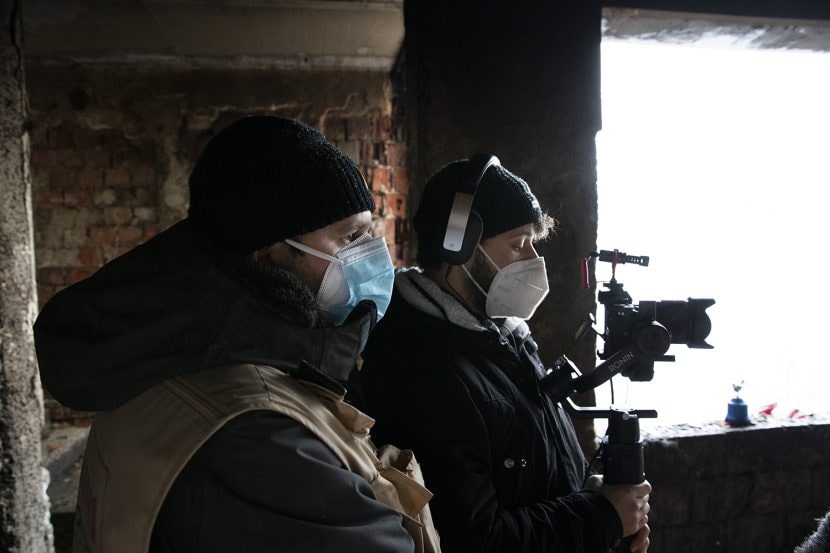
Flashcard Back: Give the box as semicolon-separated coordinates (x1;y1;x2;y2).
462;244;550;320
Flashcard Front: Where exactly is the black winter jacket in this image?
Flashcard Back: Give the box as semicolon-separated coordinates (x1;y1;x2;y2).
361;269;621;553
34;220;414;553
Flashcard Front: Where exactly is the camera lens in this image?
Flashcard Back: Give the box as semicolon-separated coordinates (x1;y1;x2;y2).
654;298;715;348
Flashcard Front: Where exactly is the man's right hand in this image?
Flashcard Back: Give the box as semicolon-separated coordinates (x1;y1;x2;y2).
586;475;651;538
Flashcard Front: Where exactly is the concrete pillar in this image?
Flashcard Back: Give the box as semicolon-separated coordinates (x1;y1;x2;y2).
404;1;603;446
0;0;53;551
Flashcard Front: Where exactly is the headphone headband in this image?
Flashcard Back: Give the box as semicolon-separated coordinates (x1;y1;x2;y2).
438;153;501;265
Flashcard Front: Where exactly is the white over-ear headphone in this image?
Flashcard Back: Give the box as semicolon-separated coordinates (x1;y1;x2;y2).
436;153;501;265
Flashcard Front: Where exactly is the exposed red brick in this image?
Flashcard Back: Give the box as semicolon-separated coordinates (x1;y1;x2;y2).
104;168;130;187
92;189;118;207
371;217;386;238
57;149;83;169
35;190;64;207
117;226;143;243
371;166;391;192
128;188;155;206
105;207;133;225
143;224;160;239
371;142;386;164
361;142;376;165
372;193;385;215
63;190;92;207
73;128;103;149
384;217;395;240
78;246;103;267
346;116;371;141
49;170;75;188
133;207;155;222
32;149;58;167
132;167;156;188
335;140;361;164
37;267;65;286
113;149;138;168
323;115;347;141
394;218;409;245
391;167;409;194
98;130;127;147
28;123;49;147
386;143;406;167
67;268;94;285
38;285;56;309
77;169;103;188
55;127;76;148
89;226;116;245
375;115;392;142
45;402;92;424
85;147;111;168
385;193;407;219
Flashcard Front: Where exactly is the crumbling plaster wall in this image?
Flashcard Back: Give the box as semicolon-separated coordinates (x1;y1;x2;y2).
27;63;407;422
0;1;52;551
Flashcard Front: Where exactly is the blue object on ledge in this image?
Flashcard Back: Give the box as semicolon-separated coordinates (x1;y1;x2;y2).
725;396;751;427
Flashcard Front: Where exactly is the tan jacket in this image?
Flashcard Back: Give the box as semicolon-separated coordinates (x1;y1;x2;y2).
74;363;441;553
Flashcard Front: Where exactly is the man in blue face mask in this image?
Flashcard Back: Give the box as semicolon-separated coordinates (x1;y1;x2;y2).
360;158;651;553
34;116;439;553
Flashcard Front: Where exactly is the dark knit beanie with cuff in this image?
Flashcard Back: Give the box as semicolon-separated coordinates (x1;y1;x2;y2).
414;158;543;262
188;116;375;254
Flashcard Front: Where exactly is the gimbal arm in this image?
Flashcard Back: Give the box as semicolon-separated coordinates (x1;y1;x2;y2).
539;319;672;406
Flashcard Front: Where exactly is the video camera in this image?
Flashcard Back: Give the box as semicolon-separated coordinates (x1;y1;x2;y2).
542;248;715;402
592;249;715;382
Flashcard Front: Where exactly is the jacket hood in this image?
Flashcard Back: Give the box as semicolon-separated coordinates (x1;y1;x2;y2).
363;268;538;376
394;267;531;342
34;219;375;411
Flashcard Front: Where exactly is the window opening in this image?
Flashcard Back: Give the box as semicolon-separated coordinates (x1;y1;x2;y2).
595;10;830;428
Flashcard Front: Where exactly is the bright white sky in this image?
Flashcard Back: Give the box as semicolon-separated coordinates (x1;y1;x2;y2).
595;38;830;428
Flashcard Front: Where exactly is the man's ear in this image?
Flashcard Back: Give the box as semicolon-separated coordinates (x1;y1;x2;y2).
251;241;296;267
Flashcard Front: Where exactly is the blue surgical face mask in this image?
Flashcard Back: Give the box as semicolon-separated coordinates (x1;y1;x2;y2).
284;234;395;325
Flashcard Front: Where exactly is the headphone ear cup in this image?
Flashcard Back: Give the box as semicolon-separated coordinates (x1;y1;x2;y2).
438;210;482;265
431;153;499;266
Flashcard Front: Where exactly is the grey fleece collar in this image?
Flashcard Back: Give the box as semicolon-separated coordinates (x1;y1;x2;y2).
395;267;530;339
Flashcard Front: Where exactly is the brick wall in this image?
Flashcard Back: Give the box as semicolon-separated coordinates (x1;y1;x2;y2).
32;125;160;307
642;417;830;553
322;106;408;263
27;65;407;424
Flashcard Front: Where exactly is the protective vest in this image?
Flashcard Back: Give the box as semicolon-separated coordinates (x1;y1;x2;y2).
73;363;441;553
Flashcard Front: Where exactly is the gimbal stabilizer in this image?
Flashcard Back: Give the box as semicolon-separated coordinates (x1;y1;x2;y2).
541;354;656;553
540;249;715;551
540;351;659;486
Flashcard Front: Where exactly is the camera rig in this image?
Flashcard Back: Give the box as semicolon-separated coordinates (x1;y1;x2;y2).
542;248;715;405
540;249;715;549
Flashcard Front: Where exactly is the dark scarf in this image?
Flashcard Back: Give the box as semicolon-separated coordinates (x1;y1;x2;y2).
225;255;323;329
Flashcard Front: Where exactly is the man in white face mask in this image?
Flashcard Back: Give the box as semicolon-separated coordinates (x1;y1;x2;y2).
361;157;651;553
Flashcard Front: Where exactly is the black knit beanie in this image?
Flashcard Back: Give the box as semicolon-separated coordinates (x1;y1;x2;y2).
414;158;543;260
188;116;375;253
